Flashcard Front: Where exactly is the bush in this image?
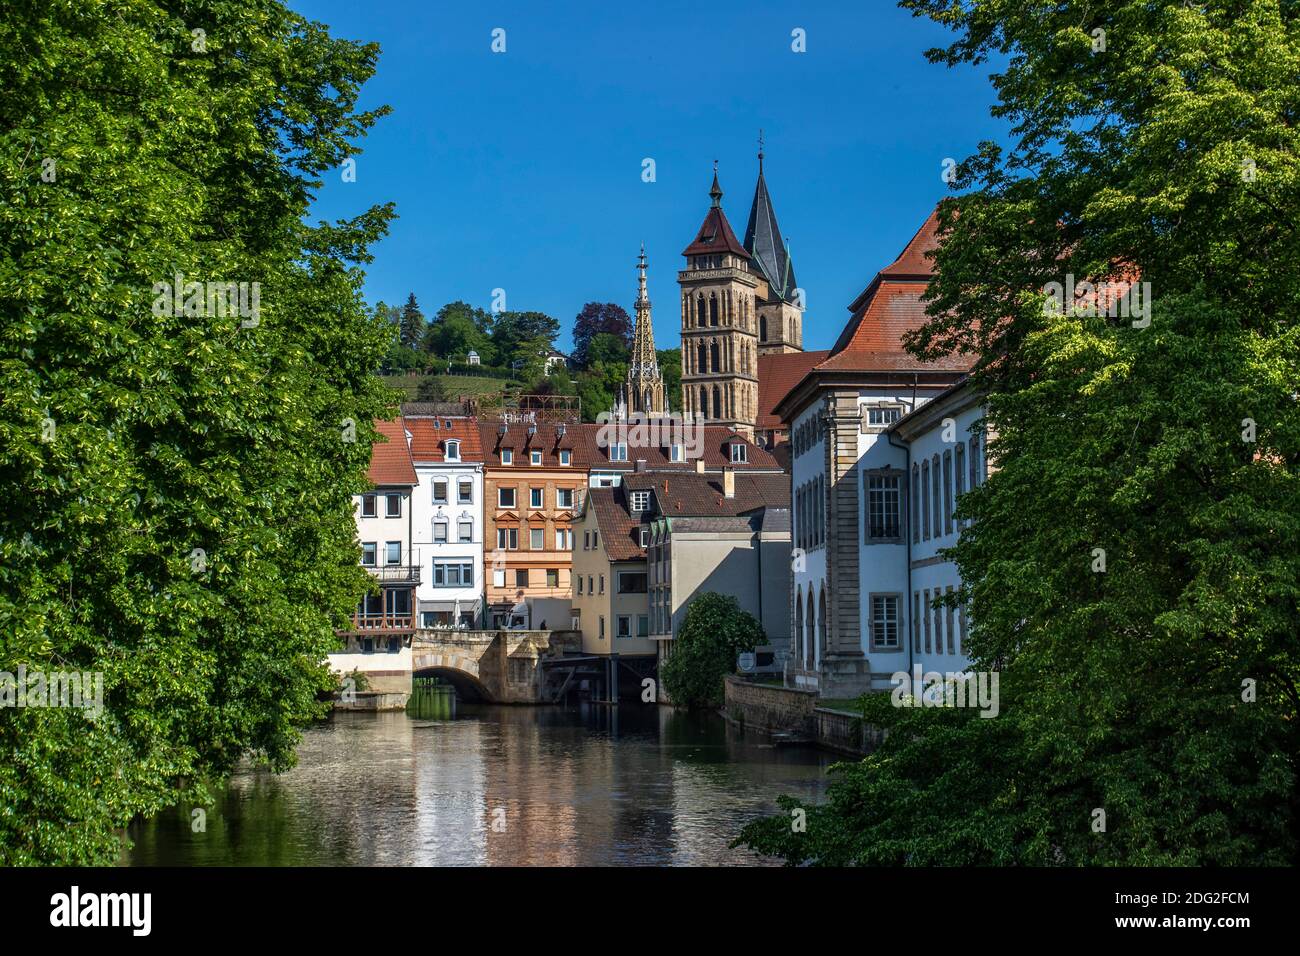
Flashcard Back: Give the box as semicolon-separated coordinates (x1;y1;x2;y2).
659;593;764;709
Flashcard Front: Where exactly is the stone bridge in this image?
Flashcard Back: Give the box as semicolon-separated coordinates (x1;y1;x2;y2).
411;629;582;703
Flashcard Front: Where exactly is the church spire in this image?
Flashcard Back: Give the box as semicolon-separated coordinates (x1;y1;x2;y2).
709;160;723;207
743;143;798;304
626;243;665;416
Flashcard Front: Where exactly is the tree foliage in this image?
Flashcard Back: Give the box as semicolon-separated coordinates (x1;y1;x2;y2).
742;0;1300;865
0;0;394;863
571;301;631;368
659;593;764;710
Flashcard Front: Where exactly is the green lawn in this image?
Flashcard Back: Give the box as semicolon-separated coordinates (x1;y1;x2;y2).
380;373;516;402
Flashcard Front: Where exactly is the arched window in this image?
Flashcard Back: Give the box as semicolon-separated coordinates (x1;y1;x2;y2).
445;440;461;461
709;295;719;325
696;295;704;328
795;588;804;664
805;592;816;666
699;387;709;419
760;315;767;341
818;587;828;653
710;341;720;373
713;386;722;420
697;341;706;373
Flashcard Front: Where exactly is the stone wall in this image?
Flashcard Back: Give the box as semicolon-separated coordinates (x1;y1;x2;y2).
723;676;885;756
814;706;887;757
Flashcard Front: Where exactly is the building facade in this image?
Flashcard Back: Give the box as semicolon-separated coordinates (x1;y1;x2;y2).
777;208;976;697
405;409;484;628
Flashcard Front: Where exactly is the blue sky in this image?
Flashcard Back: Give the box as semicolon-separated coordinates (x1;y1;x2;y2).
296;0;1006;354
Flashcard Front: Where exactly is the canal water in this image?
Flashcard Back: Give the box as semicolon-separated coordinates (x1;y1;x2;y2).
126;696;836;866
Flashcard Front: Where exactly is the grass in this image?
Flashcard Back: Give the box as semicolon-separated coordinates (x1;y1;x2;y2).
380;373;517;402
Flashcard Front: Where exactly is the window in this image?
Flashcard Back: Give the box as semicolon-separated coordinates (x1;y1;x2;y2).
556;528;572;550
954;442;965;527
557;487;574;509
730;443;748;463
598;574;605;594
445;440;461;461
640;528;650;547
559;449;571;466
617;572;648;593
493;568;506;587
932;455;942;538
530;450;542;466
458;478;473;504
497;527;518;550
866;474;901;540
912;466;921;543
587;575;593;594
946;586;956;654
934;593;945;655
530;527;544;550
498;487;515;508
959;600;969;654
867;406;902;427
457;519;473;542
385;541;401;565
669;444;684;462
530;487;543;509
871;595;901;650
431;562;475;587
546;568;559;588
637;615;649;637
921;461;930;540
433;479;448;504
969;435;980;490
913;592;922;652
924;589;932;653
593;531;599;548
583;530;590;550
386;493;401;517
361;542;376;566
599;616;606;640
577;576;584;595
610;443;628;462
433;520;447;544
515;569;529;587
361;495;376;518
943;451;954;535
500;449;513;465
616;615;632;639
630;490;649;512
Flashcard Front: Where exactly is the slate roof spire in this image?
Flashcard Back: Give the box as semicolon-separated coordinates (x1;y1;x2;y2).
743;140;798;304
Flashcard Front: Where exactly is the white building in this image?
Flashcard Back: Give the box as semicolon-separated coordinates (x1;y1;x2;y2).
404;410;485;628
775;208;981;697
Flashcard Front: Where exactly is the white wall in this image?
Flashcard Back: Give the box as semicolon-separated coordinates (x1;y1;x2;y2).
411;461;484;625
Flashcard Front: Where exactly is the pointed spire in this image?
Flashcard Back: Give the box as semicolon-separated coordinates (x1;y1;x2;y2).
709;160;723;207
743;144;798;303
758;128;764;174
626;243;664;415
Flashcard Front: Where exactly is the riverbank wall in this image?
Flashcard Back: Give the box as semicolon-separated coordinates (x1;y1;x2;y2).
722;675;886;757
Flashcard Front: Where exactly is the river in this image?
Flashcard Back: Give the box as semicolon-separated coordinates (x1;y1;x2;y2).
125;697;835;866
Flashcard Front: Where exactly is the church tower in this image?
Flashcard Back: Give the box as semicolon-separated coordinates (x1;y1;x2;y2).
743;139;804;354
678;165;761;437
626;244;665;416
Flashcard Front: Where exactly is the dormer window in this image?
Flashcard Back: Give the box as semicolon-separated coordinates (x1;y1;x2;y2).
445;440;461;461
669;444;684;463
559;449;571;466
530;450;543;466
610;443;628;462
730;443;748;464
631;490;650;513
500;449;513;465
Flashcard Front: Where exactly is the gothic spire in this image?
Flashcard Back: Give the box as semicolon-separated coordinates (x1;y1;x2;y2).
626;243;664;415
743;144;798;303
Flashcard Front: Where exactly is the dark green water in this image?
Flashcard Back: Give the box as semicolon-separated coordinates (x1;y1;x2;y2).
126;701;835;866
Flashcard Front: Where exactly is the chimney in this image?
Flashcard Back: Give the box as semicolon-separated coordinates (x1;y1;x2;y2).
723;467;735;499
635;458;648;472
694;459;706;474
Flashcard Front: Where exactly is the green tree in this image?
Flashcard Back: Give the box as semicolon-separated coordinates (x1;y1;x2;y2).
742;0;1300;866
490;310;560;371
657;348;681;410
571;301;632;368
659;593;764;709
0;0;395;864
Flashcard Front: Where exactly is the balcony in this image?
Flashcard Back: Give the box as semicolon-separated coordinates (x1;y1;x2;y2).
347;612;415;633
361;547;421;585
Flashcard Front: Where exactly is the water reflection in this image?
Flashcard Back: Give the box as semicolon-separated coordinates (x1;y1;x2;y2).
127;704;834;866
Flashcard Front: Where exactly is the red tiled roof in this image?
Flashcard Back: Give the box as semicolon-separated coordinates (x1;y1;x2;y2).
623;471;789;516
756;350;830;429
681;206;750;259
478;422;782;472
588;485;646;561
406;416;484;463
368;418;417;486
877;207;941;279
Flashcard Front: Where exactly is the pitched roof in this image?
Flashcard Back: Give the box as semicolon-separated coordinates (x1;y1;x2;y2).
369;418;417;486
682;173;749;259
743;162;798;302
405;416;484;463
624;471;790;517
756;350;830;429
479;421;783;472
587;485;646;561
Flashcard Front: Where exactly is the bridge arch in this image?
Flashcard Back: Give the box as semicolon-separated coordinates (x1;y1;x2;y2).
412;648;494;702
